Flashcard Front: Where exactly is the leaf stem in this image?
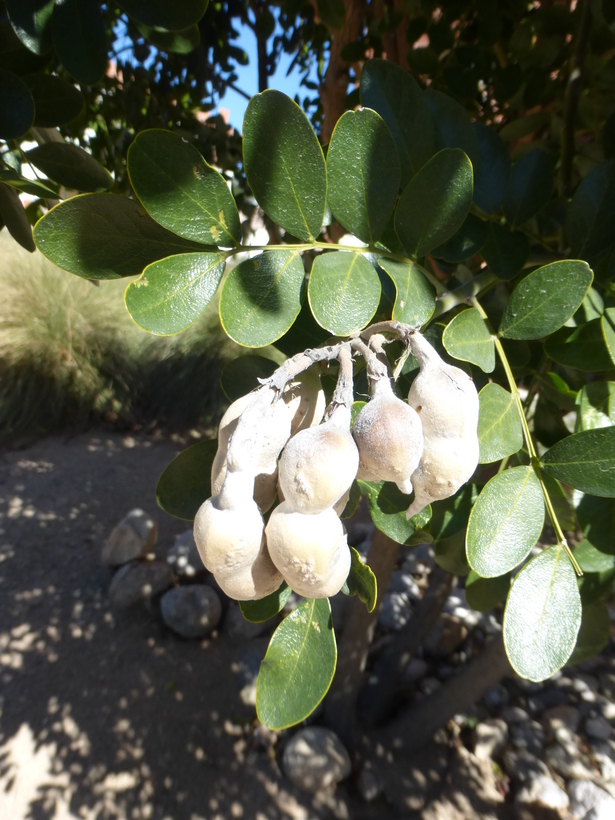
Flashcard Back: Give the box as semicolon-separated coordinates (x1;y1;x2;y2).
469;297;582;576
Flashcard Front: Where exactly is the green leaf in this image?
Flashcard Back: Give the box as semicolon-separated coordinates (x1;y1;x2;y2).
574;540;615;573
575;287;604;324
220;355;278;402
256;597;336;730
243;90;326;242
0;68;34;139
395;148;473;259
0;182;35;252
24;72;84;127
473;123;510;214
544;320;615;372
360;59;435;185
430;483;478;541
0;167;58;199
326;109;400;243
567;159;615;260
358;479;432;546
34;193;204;280
377;258;435;326
567;600;611;666
434;535;471;576
424;89;480;168
219;250;305;347
503;545;582;681
341;547;377;612
466;466;544;577
308;251;380;336
125;252;225;335
541;428;615;496
128;129;240;246
135;22;200;54
431;213;488;262
6;0;54;55
52;0;107;85
541;473;576;532
239;583;292;623
480;222;529;280
603;307;615;365
575;493;615;555
577;382;615;431
477;383;524;464
502;149;553;228
156;439;217;521
26;143;113;192
578;566;615;605
499;261;593;340
315;0;346;29
465;570;510;612
442;308;495;372
118;0;208;30
340;480;361;520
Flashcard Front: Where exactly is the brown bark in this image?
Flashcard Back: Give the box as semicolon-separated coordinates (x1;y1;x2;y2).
380;0;410;68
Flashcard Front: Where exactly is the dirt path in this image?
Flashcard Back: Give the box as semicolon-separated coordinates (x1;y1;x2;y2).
0;432;340;820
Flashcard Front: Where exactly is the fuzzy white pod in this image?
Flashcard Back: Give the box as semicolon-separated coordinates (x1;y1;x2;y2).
352;378;424;494
405;331;479;518
265;501;351;598
278;404;360;514
214;541;283;601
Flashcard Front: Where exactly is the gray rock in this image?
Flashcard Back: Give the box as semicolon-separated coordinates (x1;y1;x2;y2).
502;749;549;784
599;672;615;700
388;570;420;600
282;727;351;793
109;560;174;608
234;644;267;707
102;509;157;566
474;718;508;761
544;704;582;735
502;706;531;725
586;716;612;741
420;676;441;696
403;658;429;683
401;543;435;574
423;613;468;658
572;674;600;703
483;684;510;710
590;740;615;782
160;585;221;638
378;591;412;631
357;767;382;802
568;779;615;820
545;743;593;780
166;530;203;577
224;604;272;641
511;720;546;756
517;775;569;811
601;701;615;721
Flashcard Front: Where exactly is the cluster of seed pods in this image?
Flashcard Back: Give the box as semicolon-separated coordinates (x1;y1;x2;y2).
193;330;480;601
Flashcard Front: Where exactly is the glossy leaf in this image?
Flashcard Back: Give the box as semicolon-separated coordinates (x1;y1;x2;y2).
219;250;305;347
0;182;35;252
567;600;611;666
135;23;200;54
26;143;113;192
541;474;576;533
220;356;278;402
125;252;225;335
240;583;292;624
25;73;84;126
430;483;478;541
545;320;615;372
466;467;544;577
341;548;377;612
442;308;495;372
155;439;217;521
257;598;336;730
358;479;432;546
0;168;58;199
503;546;582;681
0;68;34;139
575;493;615;555
308;251;380;335
603;308;615;365
577;382;615;431
243;90;326;242
465;570;510;612
567;159;615;260
34;193;204;280
473;123;510;214
395;148;473;258
434;534;471;576
128;129;240;246
541;428;615;496
377;258;435;327
340;480;361;520
499;261;593;340
360;59;435;185
327;109;400;243
502;149;553;228
118;0;208;30
424;89;480;168
52;0;107;85
477;383;524;464
574;540;615;573
6;0;54;55
431;214;488;262
481;222;529;280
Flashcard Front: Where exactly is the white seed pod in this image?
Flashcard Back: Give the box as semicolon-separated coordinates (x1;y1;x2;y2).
352;377;424;494
405;331;479;518
193;471;264;575
278;404;360;514
215;541;283;601
265;502;351;598
285;369;327;435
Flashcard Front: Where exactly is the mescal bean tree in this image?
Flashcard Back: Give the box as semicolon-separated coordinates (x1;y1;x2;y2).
33;63;615;740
